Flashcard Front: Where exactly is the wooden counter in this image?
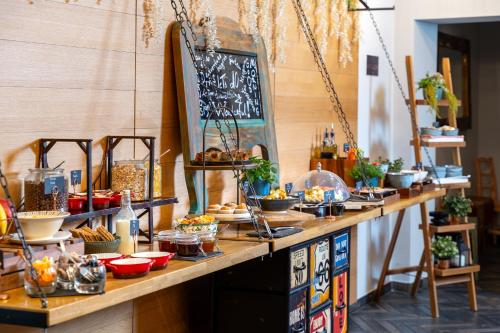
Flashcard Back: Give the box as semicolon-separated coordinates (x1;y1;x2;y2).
0;240;268;328
219;208;382;252
381;189;445;215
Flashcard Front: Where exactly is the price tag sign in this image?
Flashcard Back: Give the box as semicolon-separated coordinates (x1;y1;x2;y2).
71;170;82;186
285;182;293;195
305;179;312;189
296;191;305;201
323;190;334;203
130;219;140;236
343;143;349;153
44;176;65;195
242;181;250;194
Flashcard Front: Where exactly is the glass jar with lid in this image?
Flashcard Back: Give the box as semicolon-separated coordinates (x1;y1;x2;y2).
111;160;148;201
24;168;68;212
145;159;162;198
175;234;202;257
292;163;350;203
198;232;218;253
158;230;179;253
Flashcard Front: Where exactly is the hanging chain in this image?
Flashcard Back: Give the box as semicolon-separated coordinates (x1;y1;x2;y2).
0;162;48;308
292;0;373;192
170;0;272;238
366;8;442;186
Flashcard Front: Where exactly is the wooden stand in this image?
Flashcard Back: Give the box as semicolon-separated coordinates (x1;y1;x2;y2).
375;56;478;318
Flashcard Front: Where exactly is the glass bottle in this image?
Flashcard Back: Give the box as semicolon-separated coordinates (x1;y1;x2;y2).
115;190;137;255
330;124;338;159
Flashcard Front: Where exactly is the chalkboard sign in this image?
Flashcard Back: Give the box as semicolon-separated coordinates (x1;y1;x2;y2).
195;48;264;120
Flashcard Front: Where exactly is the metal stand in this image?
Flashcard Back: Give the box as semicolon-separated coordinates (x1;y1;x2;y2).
39;138;93;228
106;136;156;243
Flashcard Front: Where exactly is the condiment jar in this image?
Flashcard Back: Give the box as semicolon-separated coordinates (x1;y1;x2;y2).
158;230;179;253
24;168;68;212
111;160;148;201
175;234;201;257
24;257;57;297
198;232;218;253
74;255;106;294
145;159;162;198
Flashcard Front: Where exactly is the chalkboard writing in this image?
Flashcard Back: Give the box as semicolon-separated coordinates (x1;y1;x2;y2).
195;48;264;120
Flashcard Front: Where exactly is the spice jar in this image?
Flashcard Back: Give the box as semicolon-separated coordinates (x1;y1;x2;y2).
111;160;148;201
199;232;218;253
175;234;201;257
158;230;179;253
145;159;162;198
24;256;57;296
74;255;106;294
57;252;81;290
24;168;68;212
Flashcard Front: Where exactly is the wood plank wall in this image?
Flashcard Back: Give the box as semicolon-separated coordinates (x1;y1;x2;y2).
0;0;358;230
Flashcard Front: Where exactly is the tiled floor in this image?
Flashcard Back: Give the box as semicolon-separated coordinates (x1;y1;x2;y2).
350;248;500;333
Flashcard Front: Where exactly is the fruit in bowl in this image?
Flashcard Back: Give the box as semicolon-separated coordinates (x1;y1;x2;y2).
17;211;70;240
259;189;297;212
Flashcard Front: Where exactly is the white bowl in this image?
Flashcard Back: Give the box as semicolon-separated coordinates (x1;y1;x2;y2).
17;211;69;240
402;170;429;183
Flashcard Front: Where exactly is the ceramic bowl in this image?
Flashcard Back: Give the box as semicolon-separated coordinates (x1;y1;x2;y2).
17;211;70;240
442;129;459;136
446;165;463;177
420;127;442;136
131;252;175;270
387;173;414;189
106;258;153;279
176;221;219;234
401;170;428;183
258;198;298;212
424;166;447;179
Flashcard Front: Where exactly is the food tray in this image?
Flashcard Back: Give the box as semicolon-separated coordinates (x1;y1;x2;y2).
173;251;223;262
208;212;251;221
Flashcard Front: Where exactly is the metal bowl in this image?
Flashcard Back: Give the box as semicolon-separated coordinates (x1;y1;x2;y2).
258;198;298;212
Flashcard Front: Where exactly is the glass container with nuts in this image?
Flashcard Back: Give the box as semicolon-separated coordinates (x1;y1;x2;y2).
24;168;68;212
111;160;148;201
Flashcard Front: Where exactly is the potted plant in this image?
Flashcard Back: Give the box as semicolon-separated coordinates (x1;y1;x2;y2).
387;157;404;173
431;236;459;269
376;157;390;174
443;195;472;224
349;160;384;188
241;157;277;196
417;73;458;117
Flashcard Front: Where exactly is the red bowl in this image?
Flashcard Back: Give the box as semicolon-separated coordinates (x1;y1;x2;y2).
93;197;110;210
68;197;86;211
131;252;175;270
109;193;122;207
106;258;153;279
92;253;123;269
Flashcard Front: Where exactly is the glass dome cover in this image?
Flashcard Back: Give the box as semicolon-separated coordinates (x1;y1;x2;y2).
292;163;350;203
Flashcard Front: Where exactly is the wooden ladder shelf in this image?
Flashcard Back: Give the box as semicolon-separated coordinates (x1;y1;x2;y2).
405;55;478;318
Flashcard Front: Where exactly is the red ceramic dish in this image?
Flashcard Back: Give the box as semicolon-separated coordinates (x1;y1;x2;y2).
92;253;123;268
109;193;122;207
106;258;153;279
68;197;86;212
131;252;175;270
92;196;110;210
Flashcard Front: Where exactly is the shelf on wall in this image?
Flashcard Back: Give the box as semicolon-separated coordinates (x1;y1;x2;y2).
434;264;480;277
422;223;476;234
436;181;471;190
63;197;178;223
184;163;257;171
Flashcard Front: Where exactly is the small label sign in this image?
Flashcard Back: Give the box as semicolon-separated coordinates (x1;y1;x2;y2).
71;170;82;186
285;182;293;195
305;179;312;189
296;191;305;201
130;219;140;236
44;176;65;195
323;190;334;203
343;143;349;153
367;55;379;76
242;181;250;194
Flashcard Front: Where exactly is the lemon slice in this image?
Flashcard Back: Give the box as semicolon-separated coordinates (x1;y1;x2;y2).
0;204;7;235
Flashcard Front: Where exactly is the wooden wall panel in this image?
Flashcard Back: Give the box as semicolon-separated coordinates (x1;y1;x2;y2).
0;0;358;230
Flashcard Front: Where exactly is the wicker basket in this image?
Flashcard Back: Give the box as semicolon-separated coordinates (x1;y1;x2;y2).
84;236;121;254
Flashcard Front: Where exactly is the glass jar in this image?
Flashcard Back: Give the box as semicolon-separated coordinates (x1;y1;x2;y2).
158;230;179;253
111;160;148;201
57;261;78;290
176;234;201;257
74;255;106;294
24;257;57;296
145;159;162;198
24;168;68;212
199;232;218;253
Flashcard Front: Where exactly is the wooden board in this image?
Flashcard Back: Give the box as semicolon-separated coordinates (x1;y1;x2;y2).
381;189;446;216
0;240;268;327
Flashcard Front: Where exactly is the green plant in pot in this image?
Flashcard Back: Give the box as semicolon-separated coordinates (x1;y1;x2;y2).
241;157;277;196
349;160;384;188
431;235;459;269
418;73;458;118
386;158;412;188
443;195;472;224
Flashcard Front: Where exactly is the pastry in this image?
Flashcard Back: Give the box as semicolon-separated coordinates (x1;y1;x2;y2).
234;203;248;214
219;206;235;214
224;202;238;209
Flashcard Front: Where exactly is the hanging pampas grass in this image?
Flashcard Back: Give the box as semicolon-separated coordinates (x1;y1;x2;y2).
258;0;273;65
142;0;161;48
315;0;328;57
275;0;287;63
248;0;260;43
199;0;220;52
338;0;352;67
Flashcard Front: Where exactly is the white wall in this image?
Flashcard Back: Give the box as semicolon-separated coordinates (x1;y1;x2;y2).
356;0;500;298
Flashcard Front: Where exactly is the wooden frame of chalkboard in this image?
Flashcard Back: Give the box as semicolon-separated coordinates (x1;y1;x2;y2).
172;17;279;214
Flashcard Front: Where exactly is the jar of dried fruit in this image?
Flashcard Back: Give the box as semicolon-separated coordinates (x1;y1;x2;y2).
24;168;68;212
111;160;148;201
144;159;162;198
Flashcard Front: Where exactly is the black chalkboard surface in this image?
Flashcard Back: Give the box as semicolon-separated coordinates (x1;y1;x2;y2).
195;48;264;120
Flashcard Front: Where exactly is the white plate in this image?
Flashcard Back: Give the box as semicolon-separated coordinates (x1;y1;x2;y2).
9;231;72;245
208;212;251;221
